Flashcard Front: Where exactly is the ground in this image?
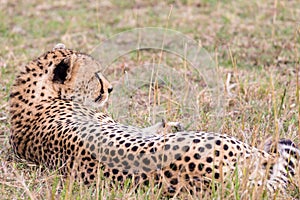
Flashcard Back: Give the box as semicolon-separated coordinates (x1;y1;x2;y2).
0;0;299;199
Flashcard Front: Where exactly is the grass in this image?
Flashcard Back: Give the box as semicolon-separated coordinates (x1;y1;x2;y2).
0;0;299;199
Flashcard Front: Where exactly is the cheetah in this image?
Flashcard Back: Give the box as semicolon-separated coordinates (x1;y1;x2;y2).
9;45;299;197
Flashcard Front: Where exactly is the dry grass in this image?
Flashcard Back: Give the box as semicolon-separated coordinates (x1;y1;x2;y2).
0;0;299;199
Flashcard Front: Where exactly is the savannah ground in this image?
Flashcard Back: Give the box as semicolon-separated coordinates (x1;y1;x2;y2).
0;0;299;199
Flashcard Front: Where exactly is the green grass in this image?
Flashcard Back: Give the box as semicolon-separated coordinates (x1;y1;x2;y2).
0;0;299;199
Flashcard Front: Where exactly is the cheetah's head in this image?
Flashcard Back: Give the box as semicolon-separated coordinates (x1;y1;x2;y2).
9;48;113;113
50;50;113;108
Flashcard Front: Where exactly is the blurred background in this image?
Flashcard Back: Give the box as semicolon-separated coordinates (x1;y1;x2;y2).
0;0;299;199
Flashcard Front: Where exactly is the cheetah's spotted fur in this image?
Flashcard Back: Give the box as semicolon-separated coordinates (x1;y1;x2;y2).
9;46;299;196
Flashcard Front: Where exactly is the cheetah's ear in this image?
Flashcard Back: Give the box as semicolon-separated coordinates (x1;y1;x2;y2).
52;56;74;84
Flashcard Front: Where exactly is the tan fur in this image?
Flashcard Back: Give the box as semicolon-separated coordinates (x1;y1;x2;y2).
9;47;299;197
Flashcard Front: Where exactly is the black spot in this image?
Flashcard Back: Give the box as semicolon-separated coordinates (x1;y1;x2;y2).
188;162;196;172
158;154;167;162
102;138;109;144
116;137;121;140
193;139;200;143
122;160;129;167
185;174;190;181
128;154;134;161
154;174;160;181
198;147;205;152
143;158;150;165
150;147;157;153
88;174;95;180
112;157;120;163
168;186;176;193
214;150;220;157
223;144;229;150
117;175;123;182
205;144;212;149
112;169;119;175
131;146;138;152
108;163;114;168
9;91;20;98
177;137;185;142
182;146;190;152
91;153;96;160
87;168;93;174
175;153;182;160
151;156;157;163
89;162;95;167
215;140;221;145
118;149;124;156
140;150;146;154
103;172;110;177
164;144;170;150
164;170;172;178
142;166;151;172
81;172;85;179
90;129;96;133
198;163;204;171
205;167;212;173
148;142;155;147
110;150;116;157
134;161;139;167
139;142;145;147
229;151;233;157
72;136;78;143
125;143;131;148
262;162;268;168
141;173;147;180
169;163;177;171
194;153;201;160
184;156;190;162
173;145;179;150
214;172;220;179
90;144;95;151
170;178;178;185
206;157;213;163
101;156;107;162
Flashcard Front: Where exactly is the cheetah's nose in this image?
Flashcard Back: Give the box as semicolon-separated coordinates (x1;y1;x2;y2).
108;87;113;94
